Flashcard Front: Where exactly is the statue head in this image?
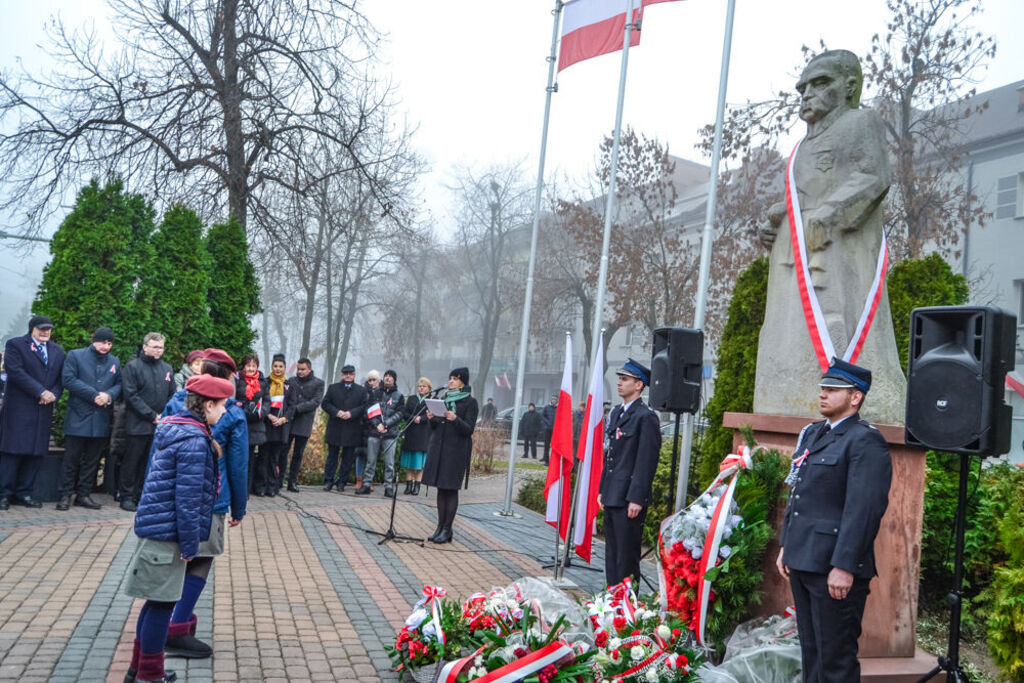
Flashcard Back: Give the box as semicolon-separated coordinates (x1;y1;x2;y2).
796;50;862;124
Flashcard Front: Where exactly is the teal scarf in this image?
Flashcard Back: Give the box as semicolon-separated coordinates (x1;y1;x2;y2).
445;386;471;411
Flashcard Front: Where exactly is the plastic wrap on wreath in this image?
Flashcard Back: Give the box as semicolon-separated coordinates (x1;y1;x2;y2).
500;577;592;643
696;614;802;683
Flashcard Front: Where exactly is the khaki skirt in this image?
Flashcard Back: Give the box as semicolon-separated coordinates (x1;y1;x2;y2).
123;537;187;602
195;513;226;557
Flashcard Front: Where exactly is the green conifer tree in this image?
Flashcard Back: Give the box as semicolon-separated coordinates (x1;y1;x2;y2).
138;205;213;364
34;178;155;361
204;218;260;361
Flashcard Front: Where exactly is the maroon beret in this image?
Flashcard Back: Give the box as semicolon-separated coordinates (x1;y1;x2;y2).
186;374;236;399
185;350;204;365
202;348;237;373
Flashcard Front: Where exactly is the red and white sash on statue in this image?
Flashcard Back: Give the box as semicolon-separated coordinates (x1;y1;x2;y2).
786;140;889;371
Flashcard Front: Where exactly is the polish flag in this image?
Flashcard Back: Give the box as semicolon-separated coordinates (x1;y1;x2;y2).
573;333;605;562
367;403;382;420
545;335;574;539
558;0;683;72
1007;371;1024;400
269;394;284;409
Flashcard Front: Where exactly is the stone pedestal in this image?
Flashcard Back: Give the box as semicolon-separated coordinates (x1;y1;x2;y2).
723;412;933;676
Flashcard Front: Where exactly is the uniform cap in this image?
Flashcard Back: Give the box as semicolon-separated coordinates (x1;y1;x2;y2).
186;374;236;399
820;357;871;393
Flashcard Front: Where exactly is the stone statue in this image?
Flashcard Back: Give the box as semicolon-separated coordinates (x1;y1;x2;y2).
754;50;906;425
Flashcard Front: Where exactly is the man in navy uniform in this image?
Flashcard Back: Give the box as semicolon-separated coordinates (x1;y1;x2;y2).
0;315;66;509
597;358;661;586
776;358;892;682
57;326;121;511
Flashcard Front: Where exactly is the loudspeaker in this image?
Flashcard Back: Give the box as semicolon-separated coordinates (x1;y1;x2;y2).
905;306;1016;455
650;327;703;414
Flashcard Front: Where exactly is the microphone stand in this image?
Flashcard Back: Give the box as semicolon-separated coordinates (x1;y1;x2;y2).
364;392;437;546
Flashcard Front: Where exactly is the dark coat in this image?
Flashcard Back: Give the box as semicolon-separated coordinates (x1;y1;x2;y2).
401;395;432;453
519;410;542;439
133;411;218;560
264;376;296;444
541;403;557;434
0;334;65;456
480;401;498;423
235;373;270;446
598;399;661;507
62;345;121;438
122;354;175;436
321;381;368;447
369;386;404;439
287;373;325;438
422;392;479;490
779;415;891;579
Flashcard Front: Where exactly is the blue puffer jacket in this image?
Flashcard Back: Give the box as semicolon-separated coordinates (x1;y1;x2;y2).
163;389;249;521
134;411;218;559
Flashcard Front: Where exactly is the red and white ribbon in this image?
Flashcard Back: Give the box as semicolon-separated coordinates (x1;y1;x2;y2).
438;645;486;682
441;641;572;683
416;585;447;646
1006;371;1024;400
786;140;889;372
609;578;638;624
693;446;756;645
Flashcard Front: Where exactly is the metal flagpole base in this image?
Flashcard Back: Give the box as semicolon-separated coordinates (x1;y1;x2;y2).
493;510;522;518
548;575;578;589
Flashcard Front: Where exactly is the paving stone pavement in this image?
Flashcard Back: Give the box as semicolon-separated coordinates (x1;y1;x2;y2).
0;469;655;682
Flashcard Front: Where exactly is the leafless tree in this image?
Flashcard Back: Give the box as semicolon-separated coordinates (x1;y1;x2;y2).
0;0;398;237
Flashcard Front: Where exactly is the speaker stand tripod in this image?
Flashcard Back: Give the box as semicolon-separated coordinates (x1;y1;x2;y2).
918;453;973;683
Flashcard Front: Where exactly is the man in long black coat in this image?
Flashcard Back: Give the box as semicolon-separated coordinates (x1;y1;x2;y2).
776;358;891;682
0;315;65;509
597;358;661;587
58;327;121;511
321;363;367;491
284;358;324;492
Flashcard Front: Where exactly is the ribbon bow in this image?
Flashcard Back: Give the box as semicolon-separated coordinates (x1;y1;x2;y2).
608;578;639;624
415;585;448;646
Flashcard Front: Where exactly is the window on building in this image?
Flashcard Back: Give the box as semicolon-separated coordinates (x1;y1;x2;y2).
995;174;1023;220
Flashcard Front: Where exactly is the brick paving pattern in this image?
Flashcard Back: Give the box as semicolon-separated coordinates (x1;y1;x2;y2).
0;470;649;681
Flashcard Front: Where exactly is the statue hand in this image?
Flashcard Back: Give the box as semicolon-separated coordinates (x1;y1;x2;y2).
767;202;787;228
760;202;786;247
804;209;833;252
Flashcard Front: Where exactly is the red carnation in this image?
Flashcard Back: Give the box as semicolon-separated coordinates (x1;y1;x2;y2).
613;615;626;631
595;630;609;647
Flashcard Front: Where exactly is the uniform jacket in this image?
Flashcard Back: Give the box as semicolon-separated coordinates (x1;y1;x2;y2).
163;389;248;521
422;391;479;490
401;395;432;453
133;411;218;560
369;386;404;439
779;414;891;579
519;410;542;439
598;399;661;507
0;334;65;456
321;381;368;447
235;373;269;446
264;375;297;444
287;373;325;438
62;345;121;438
122;354;175;436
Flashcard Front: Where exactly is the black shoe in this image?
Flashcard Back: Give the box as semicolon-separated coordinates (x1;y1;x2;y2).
427;526;442;542
403;481;412;495
56;496;71;511
75;495;101;510
384;485;395;498
11;496;42;508
124;667;177;683
0;497;8;511
323;482;334;492
412;482;421;495
287;483;299;493
432;527;452;544
164;632;213;659
120;499;137;512
354;484;372;495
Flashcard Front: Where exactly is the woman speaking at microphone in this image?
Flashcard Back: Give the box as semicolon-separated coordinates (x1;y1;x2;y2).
422;368;478;544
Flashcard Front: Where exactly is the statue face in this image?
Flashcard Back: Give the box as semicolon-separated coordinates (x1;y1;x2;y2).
796;60;849;124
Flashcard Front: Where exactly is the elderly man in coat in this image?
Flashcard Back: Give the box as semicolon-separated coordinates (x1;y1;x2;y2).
321;363;368;491
57;326;121;511
0;315;66;509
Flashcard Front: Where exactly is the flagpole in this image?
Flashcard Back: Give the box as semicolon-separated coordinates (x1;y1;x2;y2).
553;334;569;581
561;0;636;578
674;0;737;512
500;0;564;517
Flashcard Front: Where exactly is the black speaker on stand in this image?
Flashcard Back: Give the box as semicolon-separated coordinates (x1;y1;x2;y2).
906;306;1016;683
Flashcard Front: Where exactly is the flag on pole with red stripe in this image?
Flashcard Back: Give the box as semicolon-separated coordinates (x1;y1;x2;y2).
558;0;684;72
573;332;605;562
545;335;575;539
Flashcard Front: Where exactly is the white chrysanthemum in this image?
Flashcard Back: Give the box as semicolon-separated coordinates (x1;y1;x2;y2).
609;637;622;650
657;624;672;641
646;667;660;682
630;645;646;660
405;608;428;628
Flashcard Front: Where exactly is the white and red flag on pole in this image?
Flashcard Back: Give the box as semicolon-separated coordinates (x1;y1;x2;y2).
1007;371;1024;400
573;332;605;562
558;0;683;72
545;335;575;539
366;403;382;420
